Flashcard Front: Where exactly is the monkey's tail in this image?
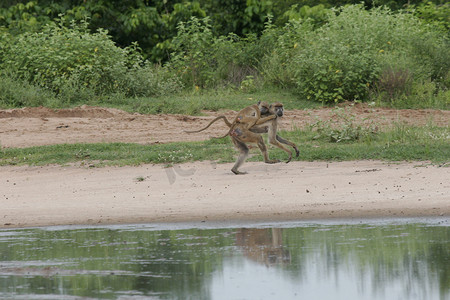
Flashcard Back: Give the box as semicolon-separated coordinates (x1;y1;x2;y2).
211;129;232;139
184;116;232;133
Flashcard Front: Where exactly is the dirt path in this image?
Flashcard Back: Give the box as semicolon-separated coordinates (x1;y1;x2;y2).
0;105;449;228
1;104;449;148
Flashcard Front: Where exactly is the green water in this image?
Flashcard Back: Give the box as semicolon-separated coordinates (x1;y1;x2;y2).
0;219;448;300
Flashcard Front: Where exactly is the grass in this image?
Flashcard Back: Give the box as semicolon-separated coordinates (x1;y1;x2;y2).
1;124;448;167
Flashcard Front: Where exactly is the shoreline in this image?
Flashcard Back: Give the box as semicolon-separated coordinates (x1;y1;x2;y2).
1;160;449;229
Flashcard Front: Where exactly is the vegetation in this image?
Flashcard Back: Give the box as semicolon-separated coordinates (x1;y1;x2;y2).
0;1;448;109
0;1;448;166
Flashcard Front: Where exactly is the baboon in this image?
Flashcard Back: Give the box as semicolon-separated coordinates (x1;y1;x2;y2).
229;123;281;175
216;102;278;139
184;101;274;136
185;102;279;175
229;102;299;174
186;102;299;174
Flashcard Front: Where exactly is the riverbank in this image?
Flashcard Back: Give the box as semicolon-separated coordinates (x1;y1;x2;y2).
1;160;448;228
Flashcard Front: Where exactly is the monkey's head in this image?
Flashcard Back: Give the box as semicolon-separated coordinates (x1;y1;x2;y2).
270;102;284;117
257;101;270;115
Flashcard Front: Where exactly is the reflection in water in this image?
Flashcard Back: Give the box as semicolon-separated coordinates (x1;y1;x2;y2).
0;219;448;300
236;228;290;266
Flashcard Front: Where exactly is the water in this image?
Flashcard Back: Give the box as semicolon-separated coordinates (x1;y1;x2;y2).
0;218;448;300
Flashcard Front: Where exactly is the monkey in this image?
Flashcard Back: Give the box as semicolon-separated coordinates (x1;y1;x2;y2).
185;101;280;175
185;102;299;174
227;102;299;174
215;103;278;139
247;102;300;163
184;101;273;136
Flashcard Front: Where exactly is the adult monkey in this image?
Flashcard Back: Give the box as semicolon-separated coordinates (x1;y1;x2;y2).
229;102;300;174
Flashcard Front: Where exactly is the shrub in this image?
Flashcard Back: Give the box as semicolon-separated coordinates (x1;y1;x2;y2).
260;19;315;88
410;1;450;33
374;80;450;109
1;19;130;94
118;63;184;97
262;5;450;104
168;17;264;89
309;107;378;143
0;18;183;105
373;68;413;102
169;17;216;88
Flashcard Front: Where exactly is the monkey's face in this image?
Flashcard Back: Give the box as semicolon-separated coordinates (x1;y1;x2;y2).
260;106;269;115
270;103;284;117
275;106;284;117
258;101;270;115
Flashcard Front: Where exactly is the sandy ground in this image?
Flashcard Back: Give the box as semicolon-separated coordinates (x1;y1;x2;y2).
1;161;449;228
1;105;449;228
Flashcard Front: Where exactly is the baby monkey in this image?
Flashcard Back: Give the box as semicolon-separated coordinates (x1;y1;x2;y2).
185;101;275;137
215;101;277;139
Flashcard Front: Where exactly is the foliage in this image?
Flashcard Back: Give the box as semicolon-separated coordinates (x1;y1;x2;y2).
1;19;128;93
373;68;413;102
0;18;182;105
199;0;273;36
0;71;53;107
168;17;263;89
281;4;329;27
262;5;450;104
2;1;446;63
309;107;378;143
0;0;208;62
373;80;450;109
0;2;448;108
410;1;450;33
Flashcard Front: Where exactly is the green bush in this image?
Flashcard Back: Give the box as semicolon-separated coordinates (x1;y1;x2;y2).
281;4;330;27
262;5;450;104
168;17;264;89
410;1;450;33
119;63;184;97
374;80;450;109
168;17;215;88
0;18;183;106
1;19;129;94
309;107;378;143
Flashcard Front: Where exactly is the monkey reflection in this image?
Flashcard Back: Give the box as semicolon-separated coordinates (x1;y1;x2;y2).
235;228;291;266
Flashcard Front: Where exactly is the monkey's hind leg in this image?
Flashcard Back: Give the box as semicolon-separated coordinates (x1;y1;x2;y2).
231;137;249;175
